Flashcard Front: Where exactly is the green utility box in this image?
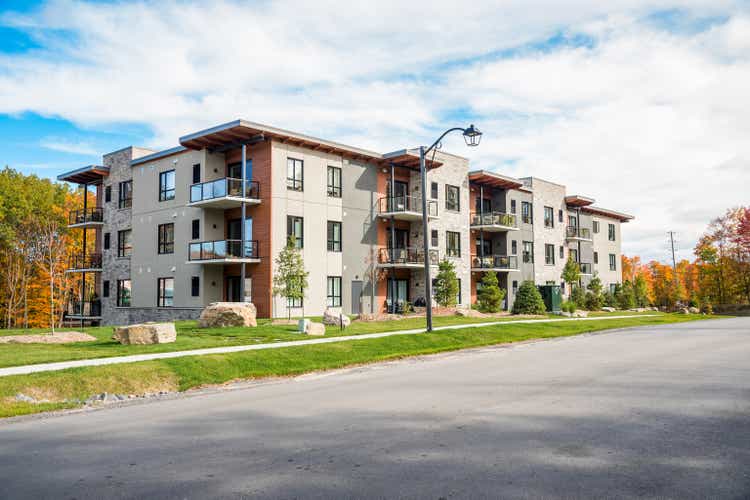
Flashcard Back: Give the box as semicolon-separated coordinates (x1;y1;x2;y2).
538;285;562;313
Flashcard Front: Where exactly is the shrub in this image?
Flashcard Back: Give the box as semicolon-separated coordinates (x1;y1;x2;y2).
585;291;603;311
617;282;636;310
477;272;506;313
561;300;577;313
570;285;587;309
433;259;459;307
603;291;617;308
512;280;546;315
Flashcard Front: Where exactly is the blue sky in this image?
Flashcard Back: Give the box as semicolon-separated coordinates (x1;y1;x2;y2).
1;0;749;261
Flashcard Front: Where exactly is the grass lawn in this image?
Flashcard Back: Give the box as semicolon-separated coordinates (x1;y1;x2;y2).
0;311;653;369
0;313;715;418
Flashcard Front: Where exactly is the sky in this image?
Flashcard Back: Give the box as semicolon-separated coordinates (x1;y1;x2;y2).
0;0;749;262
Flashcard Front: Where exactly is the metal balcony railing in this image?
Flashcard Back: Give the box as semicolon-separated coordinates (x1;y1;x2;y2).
68;253;103;270
378;247;439;266
188;240;259;261
470;211;518;228
190;178;260;203
566;226;592;239
67;299;102;317
471;255;518;269
378;195;438;217
68;208;104;225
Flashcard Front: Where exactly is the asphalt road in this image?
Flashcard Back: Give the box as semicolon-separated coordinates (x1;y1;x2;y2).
1;317;749;499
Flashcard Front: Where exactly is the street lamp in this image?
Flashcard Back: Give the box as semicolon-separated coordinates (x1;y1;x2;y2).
419;124;482;332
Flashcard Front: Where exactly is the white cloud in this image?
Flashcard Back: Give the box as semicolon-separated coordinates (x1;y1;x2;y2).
40;137;98;156
1;0;749;261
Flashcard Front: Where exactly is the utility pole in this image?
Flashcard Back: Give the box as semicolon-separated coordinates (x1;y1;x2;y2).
667;231;677;274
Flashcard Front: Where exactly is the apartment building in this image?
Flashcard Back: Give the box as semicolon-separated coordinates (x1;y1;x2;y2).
59;119;632;326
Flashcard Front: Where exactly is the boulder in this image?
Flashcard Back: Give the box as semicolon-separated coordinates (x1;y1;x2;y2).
601;306;616;312
572;310;588;318
305;322;326;336
322;308;351;328
113;322;176;345
688;306;700;314
198;302;257;328
678;307;690;314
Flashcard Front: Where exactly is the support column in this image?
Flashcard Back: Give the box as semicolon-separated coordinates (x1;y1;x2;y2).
81;182;88;328
389;163;396;313
240;144;247;303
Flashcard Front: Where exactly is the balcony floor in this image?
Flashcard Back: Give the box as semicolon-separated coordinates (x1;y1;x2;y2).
471;267;520;272
188;197;261;209
471;224;520;232
566;236;593;242
377;262;438;269
187;258;261;265
379;211;439;222
67;221;105;229
65;268;103;273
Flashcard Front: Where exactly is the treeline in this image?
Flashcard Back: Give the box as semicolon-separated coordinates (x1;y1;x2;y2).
0;167;85;330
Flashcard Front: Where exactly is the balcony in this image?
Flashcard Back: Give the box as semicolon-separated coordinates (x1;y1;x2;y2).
68;208;104;228
66;254;103;272
377;247;439;268
579;262;593;275
188;178;261;209
566;226;592;241
378;195;438;221
470;211;519;232
471;255;519;272
188;240;260;264
66;299;102;319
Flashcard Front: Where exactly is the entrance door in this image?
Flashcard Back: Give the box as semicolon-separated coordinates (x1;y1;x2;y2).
226;276;241;302
227;160;252;180
351;280;363;315
386;279;409;310
387;180;409;211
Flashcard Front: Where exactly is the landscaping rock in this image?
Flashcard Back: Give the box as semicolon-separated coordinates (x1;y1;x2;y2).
322;308;351;328
305;322;326;336
573;310;588;318
112;322;176;345
0;331;96;344
678;307;691;314
14;393;36;403
601;307;616;312
688;306;700;314
455;308;488;318
199;302;257;328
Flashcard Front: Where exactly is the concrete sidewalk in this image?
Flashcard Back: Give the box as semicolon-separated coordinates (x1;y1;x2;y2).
0;314;657;377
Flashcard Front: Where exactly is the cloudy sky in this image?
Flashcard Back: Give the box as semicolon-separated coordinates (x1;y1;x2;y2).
1;0;748;261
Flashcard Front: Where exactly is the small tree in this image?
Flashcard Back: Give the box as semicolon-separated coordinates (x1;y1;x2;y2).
561;257;581;290
433;259;459;307
585;273;604;311
272;236;309;319
618;281;636;310
477;271;506;313
512;280;546;314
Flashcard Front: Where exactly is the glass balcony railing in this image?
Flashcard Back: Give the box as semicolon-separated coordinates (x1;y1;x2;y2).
471;255;518;269
470;211;518;228
378;195;438;217
68;253;103;270
579;262;593;274
566;226;592;239
68;208;104;225
190;178;260;203
67;299;102;317
188;240;259;261
378;247;439;266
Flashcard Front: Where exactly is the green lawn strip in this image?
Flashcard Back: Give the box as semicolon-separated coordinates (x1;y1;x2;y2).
0;312;658;369
0;314;709;418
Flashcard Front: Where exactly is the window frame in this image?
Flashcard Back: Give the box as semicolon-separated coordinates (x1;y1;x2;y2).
327;276;342;307
191;219;200;240
103;232;110;250
594;251;599;264
545;243;555;265
191;276;200;297
510;199;517;214
104;185;112;203
593;220;600;234
511;240;518;255
117;279;132;307
192;164;201;184
445;184;460;212
157;277;174;307
287;158;304;191
446;231;461;258
159;170;176;201
608;223;616;241
118;180;132;209
102;280;110;298
609;253;617;271
158;223;175;255
544;206;554;228
431;229;438;248
117;229;132;258
521;201;533;224
287;215;304;248
326;166;342;197
430;182;438;200
523;241;534;263
327;220;342;252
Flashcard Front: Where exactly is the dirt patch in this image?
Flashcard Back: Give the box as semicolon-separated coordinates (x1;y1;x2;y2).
0;331;97;344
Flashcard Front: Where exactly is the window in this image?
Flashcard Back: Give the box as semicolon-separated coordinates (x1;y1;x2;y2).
559;246;564;259
511;240;517;255
192;164;201;184
569;215;578;227
476;238;492;257
327;276;342;307
510;199;517;214
475;197;491;213
445;185;460;211
431;182;438;199
512;280;519;295
432;278;461;304
545;244;555;265
158;223;174;254
522;202;533;224
593;221;600;234
544;206;554;228
610;284;617;294
594;252;599;264
570;248;578;262
118;180;132;209
287;158;304;191
287;216;304;248
103;232;110;250
327;221;342;252
609;254;617;271
327;166;342;197
102;280;110;298
456;279;462;305
608;223;616;241
287;286;303;308
191;276;200;297
523;241;534;263
191;219;200;240
558;209;563;223
105;185;112;203
431;229;438;247
157;278;174;307
446;231;461;257
117;229;132;257
159;170;175;201
117;279;131;307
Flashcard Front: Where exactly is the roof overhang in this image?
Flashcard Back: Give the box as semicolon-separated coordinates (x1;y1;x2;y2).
382;149;443;170
581;206;634;222
57;165;109;184
131;146;188;166
468;170;524;190
565;195;595;208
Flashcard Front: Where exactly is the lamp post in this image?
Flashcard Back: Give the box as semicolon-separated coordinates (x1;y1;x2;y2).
420;124;482;332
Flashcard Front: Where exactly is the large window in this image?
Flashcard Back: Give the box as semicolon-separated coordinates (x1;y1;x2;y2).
327;276;342;307
157;277;174;307
608;223;616;241
544;206;554;228
287;215;304;248
158;223;174;254
159;170;175;201
445;185;460;211
327;221;342;252
287;158;304;191
545;243;555;265
522;201;533;224
327;166;341;197
446;231;461;257
117;279;131;307
118;180;132;209
117;229;132;257
609;253;617;271
523;241;534;263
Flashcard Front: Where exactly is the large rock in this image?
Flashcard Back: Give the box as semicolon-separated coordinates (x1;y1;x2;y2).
688;306;700;314
305;322;326;336
322;308;351;328
198;302;257;328
113;323;176;345
601;306;616;312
